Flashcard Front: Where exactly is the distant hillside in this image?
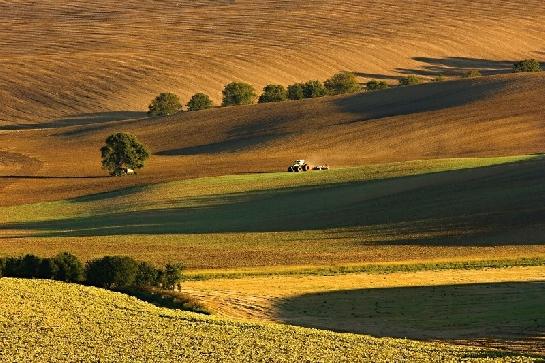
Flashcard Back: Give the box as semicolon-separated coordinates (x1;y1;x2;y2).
0;73;544;205
1;0;545;125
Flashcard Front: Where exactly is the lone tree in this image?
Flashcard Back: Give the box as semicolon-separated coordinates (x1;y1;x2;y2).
366;80;389;91
303;80;327;98
324;72;360;95
100;132;150;176
148;92;183;117
513;59;542;73
222;82;257;106
287;83;305;100
399;75;422;86
258;84;288;103
187;93;213;111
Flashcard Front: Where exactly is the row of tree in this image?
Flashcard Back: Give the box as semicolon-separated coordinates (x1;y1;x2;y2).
0;253;183;291
147;59;543;117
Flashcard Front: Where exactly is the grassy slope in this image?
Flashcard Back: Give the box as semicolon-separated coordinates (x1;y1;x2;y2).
1;0;545;125
0;278;537;362
2;155;545;268
2;73;545;205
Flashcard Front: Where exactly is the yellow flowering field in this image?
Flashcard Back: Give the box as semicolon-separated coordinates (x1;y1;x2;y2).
0;279;537;362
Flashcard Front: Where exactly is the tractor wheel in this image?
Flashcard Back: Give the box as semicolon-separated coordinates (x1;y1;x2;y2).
303;164;310;171
288;166;293;172
295;166;302;172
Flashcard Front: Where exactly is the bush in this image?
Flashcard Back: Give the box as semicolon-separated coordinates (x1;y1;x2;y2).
366;80;389;91
0;258;5;277
399;75;422;86
287;83;305;100
38;258;59;279
148;92;183;117
53;252;84;282
135;261;162;288
258;84;288;103
432;75;445;82
100;132;150;176
187;93;213;111
85;256;140;289
463;70;482;78
513;59;542;73
160;263;183;290
222;82;257;106
303;80;327;98
324;72;360;95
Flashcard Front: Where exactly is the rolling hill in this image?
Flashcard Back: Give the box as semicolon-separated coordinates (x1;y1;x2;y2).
1;0;545;126
0;278;538;362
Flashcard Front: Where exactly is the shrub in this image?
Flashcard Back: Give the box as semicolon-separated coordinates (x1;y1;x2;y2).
160;263;183;290
303;80;327;98
135;262;162;288
432;75;445;82
37;258;59;280
100;132;150;176
0;258;5;277
53;252;84;282
148;93;183;117
324;72;360;95
85;256;139;289
222;82;257;106
187;93;213;111
463;70;482;78
258;84;288;103
513;59;542;73
399;75;422;86
287;83;305;100
366;80;389;91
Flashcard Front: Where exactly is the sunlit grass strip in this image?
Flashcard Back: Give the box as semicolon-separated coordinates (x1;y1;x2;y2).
184;257;545;281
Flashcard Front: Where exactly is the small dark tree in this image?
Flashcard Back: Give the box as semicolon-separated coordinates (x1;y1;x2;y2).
37;258;59;279
19;254;43;278
0;258;5;277
287;83;305;100
258;84;288;103
148;93;183;117
160;263;183;290
53;252;84;282
100;132;150;176
303;80;327;98
85;256;139;289
366;80;389;91
187;93;213;111
222;82;257;106
324;72;360;95
135;261;161;288
399;75;422;86
513;59;542;73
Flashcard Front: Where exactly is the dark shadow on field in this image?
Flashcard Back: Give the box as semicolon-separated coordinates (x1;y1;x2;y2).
357;56;544;79
333;73;508;125
273;281;545;356
2;157;545;245
0;111;147;130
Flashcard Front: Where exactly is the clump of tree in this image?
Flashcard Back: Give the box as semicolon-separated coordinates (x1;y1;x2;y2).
258;84;288;103
303;80;327;98
513;59;542;73
222;82;257;106
0;252;83;282
366;80;389;91
0;253;183;292
398;75;422;86
324;72;361;95
463;70;482;78
148;92;183;117
187;93;213;111
100;132;150;176
287;83;305;100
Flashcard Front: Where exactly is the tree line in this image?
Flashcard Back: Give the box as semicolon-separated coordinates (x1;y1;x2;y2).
0;252;183;291
147;59;543;117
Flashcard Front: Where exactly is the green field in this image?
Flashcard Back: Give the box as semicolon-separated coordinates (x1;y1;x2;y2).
2;155;545;268
0;278;539;362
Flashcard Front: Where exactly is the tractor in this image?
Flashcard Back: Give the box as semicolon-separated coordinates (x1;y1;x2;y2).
288;160;311;172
